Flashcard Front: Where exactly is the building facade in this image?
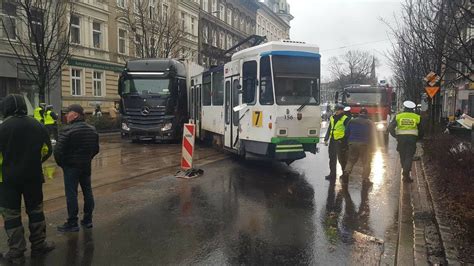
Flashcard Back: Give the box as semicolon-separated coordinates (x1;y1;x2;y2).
198;0;259;67
60;0;200;115
256;1;290;42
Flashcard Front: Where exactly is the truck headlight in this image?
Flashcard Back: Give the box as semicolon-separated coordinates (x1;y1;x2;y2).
161;122;173;132
122;122;130;131
375;122;386;131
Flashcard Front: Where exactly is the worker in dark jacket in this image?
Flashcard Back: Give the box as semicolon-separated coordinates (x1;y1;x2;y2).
388;101;424;182
0;94;55;264
340;108;375;185
54;104;99;232
324;104;350;180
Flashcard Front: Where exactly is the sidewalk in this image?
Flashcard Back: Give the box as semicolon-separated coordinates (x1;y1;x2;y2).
397;143;465;265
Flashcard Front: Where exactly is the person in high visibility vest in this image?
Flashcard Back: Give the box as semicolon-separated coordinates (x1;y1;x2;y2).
388;100;424;182
0;95;55;263
44;105;58;140
324;104;350;180
33;103;46;124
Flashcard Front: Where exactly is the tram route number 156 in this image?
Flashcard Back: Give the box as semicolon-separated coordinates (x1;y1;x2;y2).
252;111;263;127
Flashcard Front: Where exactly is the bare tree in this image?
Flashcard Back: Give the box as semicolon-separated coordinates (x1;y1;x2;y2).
118;0;189;59
386;0;472;126
1;0;73;103
328;50;378;89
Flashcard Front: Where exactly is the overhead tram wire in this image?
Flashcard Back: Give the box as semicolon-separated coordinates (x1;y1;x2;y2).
321;39;391;53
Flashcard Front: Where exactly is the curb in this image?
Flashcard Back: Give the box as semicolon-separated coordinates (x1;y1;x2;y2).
419;158;461;265
98;131;120;137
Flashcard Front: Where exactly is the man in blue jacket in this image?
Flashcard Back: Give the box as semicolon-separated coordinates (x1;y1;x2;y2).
340;108;375;185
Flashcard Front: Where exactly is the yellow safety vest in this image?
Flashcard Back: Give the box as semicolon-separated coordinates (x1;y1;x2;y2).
44;110;55;125
396;112;420;136
34;107;44;123
330;115;348;140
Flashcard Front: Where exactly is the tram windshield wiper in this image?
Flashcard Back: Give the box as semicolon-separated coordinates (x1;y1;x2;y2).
297;97;311;112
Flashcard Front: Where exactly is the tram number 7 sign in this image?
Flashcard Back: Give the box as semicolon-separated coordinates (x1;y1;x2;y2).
252;111;263;127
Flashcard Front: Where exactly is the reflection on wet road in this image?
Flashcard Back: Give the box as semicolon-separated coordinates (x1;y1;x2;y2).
0;129;402;265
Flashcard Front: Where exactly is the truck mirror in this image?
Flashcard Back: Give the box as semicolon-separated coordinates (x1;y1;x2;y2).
335;92;339;103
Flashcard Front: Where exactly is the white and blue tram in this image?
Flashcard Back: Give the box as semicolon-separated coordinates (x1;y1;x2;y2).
189;41;321;163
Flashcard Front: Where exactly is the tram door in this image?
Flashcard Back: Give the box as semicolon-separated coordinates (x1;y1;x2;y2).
224;76;240;149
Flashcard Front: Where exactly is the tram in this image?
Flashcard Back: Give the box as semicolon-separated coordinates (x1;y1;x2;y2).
189;40;322;164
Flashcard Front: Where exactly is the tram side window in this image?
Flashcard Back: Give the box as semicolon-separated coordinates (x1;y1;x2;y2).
212;70;224;105
202;74;212;106
242;61;257;105
259;56;274;105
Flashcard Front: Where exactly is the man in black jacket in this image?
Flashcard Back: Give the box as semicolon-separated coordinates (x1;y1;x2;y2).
0;94;55;263
54;104;99;232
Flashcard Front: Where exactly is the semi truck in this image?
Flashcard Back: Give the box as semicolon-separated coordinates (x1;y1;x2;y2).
336;84;395;145
118;59;189;142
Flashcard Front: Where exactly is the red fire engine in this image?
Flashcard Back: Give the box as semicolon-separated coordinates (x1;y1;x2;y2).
336;84;394;145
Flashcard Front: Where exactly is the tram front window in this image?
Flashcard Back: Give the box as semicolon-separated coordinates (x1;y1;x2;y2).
272;55;320;106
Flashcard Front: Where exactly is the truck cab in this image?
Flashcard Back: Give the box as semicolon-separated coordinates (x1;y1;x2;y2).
337;84;393;145
118;59;188;142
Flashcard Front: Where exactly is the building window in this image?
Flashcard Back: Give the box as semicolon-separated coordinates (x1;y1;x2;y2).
226;7;232;25
191;17;195;35
135;33;142;57
202;0;208;12
212;29;217;47
93;71;104;97
227;34;232;50
162;4;168;19
233;12;238;27
118;28;127;54
219;31;224;49
149;0;156;19
1;1;17;39
92;22;101;48
211;0;217;15
71;69;82;96
181;12;185;31
30;8;43;41
219;4;224;20
70;15;80;44
240;18;244;31
117;0;126;8
202;25;208;43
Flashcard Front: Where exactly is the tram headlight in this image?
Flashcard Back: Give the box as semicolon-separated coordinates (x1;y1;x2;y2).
161;122;173;132
121;122;130;131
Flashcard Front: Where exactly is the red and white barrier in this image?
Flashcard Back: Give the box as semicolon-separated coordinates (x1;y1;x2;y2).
181;124;195;170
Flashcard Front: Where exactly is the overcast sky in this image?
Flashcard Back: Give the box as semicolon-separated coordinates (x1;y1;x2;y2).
287;0;403;83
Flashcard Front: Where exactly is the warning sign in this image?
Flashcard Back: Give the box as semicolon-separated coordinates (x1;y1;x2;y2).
425;87;440;99
252;111;263;127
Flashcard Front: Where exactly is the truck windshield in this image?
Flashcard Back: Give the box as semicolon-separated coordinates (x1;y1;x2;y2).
123;78;171;96
272;55;320;106
345;92;386;106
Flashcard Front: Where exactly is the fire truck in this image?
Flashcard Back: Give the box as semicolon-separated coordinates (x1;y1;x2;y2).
336;84;395;145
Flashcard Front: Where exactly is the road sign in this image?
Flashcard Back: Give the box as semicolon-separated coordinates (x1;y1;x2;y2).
181;124;195;170
425;87;440;99
424;72;441;86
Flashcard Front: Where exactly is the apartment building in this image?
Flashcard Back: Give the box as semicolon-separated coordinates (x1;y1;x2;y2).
61;0;200;115
198;0;259;67
256;1;290;42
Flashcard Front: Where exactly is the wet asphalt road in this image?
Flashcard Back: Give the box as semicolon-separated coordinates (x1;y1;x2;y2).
0;124;402;265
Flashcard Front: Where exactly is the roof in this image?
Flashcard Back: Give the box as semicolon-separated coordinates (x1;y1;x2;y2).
231;40;320;61
125;58;186;77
